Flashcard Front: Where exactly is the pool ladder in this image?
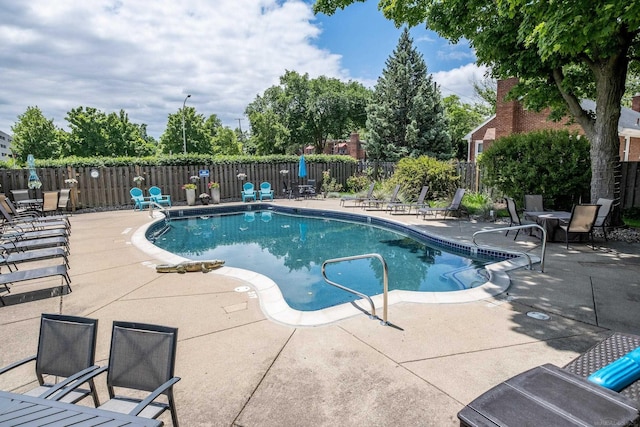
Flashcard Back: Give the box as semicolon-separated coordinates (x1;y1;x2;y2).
472;224;547;272
321;253;390;326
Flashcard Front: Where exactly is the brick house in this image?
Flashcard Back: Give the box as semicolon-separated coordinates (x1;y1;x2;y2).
304;132;367;160
466;77;640;162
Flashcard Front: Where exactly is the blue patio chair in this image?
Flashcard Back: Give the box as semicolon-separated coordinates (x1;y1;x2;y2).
242;182;256;202
259;182;274;201
129;187;151;211
148;186;172;207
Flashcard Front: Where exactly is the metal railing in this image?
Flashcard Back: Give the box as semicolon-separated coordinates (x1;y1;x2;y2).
148;201;169;218
472;224;547;272
321;253;390;326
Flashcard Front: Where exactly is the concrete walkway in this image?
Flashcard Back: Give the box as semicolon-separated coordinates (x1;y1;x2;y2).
1;198;639;426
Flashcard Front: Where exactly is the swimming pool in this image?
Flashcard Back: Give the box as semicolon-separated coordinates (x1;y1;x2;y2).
138;204;521;325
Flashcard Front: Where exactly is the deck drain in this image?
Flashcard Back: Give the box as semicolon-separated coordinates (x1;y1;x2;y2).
234;286;251;293
526;311;550;321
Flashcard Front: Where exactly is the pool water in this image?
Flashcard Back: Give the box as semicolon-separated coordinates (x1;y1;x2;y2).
151;210;494;311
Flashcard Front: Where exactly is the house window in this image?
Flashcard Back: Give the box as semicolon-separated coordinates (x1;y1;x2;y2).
475;141;483;158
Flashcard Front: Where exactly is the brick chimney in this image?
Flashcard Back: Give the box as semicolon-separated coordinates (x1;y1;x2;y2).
632;93;640;112
495;78;520;139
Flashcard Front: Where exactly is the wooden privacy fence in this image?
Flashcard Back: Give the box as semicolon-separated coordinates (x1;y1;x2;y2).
1;161;637;209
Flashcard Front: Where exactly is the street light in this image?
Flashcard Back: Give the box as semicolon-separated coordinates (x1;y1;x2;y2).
182;94;191;154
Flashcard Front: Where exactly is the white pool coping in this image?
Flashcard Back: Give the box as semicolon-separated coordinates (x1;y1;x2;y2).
131;212;533;327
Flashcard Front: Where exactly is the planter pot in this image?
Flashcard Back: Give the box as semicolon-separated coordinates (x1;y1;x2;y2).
185;188;196;206
211;188;220;204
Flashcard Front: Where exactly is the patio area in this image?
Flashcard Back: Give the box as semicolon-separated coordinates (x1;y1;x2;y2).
1;197;639;426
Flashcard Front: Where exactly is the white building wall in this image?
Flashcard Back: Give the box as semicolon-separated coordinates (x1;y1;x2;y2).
0;130;13;159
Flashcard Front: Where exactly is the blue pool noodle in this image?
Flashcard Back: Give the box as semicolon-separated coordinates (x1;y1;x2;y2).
588;346;640;391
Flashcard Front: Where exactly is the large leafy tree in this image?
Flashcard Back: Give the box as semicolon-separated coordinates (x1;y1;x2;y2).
159;107;213;154
245;70;371;154
365;28;451;161
11;106;61;161
315;0;640;207
64;107;153;157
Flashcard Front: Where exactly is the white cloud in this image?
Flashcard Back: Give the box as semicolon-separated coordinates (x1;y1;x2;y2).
0;0;345;139
433;63;490;104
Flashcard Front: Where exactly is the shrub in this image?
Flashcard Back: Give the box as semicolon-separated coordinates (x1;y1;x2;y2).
345;174;370;193
389;156;460;201
479;130;590;211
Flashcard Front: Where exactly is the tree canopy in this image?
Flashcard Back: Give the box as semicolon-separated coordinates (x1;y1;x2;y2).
245;70;371;155
315;0;640;205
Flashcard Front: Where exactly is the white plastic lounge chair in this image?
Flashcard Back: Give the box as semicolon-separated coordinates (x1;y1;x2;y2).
417;188;467;219
0;314;99;405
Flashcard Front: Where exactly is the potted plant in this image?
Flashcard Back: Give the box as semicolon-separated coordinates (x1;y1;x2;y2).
208;182;220;204
183;175;199;206
133;176;145;187
199;193;211;205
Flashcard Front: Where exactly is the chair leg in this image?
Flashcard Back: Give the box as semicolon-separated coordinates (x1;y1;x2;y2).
602;225;608;241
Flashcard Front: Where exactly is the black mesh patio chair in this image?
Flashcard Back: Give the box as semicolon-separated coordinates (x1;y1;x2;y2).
504;196;534;240
55;321;181;426
0;313;100;406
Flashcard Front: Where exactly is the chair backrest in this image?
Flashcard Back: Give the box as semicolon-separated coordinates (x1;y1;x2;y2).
42;191;59;213
567;204;600;233
307;179;316;191
243;182;254;194
365;182;375;198
58;189;70;210
415;186;429;205
11;189;29;202
148;186;162;197
107;322;178;394
130;187;143;199
594;198;613;227
35;314;98;380
0;200;14;221
3;198;20;215
389;184;401;202
524;195;544;212
260;182;272;193
450;188;466;209
505;197;521;225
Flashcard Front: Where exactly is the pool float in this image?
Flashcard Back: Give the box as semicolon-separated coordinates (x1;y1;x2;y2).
156;260;225;274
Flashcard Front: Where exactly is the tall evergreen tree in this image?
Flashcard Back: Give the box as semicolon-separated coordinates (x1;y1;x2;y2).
365;28;451;161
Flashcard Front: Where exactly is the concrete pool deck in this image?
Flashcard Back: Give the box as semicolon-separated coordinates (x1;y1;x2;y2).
1;197;639;426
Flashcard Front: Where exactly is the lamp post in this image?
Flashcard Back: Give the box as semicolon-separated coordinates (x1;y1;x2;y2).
182;94;191;154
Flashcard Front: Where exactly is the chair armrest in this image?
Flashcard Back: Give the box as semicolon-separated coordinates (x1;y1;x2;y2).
0;355;36;375
38;365;101;399
46;365;108;401
129;377;181;416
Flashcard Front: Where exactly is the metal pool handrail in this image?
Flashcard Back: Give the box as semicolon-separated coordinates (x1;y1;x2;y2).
472;224;547;272
321;253;389;326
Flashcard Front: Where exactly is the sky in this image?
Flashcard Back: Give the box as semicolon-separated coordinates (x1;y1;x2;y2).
0;0;489;140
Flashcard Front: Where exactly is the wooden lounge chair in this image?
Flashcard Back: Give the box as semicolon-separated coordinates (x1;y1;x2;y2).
417;188;467;219
340;182;374;207
387;186;429;214
0;314;99;405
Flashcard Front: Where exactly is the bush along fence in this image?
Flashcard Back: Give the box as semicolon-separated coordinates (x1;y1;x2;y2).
0;161;637;210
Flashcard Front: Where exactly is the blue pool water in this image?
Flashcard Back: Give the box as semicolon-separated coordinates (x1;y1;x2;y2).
150;209;499;311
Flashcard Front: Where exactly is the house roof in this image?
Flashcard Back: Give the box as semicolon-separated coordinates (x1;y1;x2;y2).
581;100;640;137
464;115;496;141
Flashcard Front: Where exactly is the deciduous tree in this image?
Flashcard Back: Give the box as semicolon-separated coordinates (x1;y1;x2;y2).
10;106;61;161
314;0;640;208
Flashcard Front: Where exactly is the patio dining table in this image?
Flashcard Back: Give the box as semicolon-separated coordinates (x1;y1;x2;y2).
16;198;43;211
0;390;162;426
523;211;572;242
